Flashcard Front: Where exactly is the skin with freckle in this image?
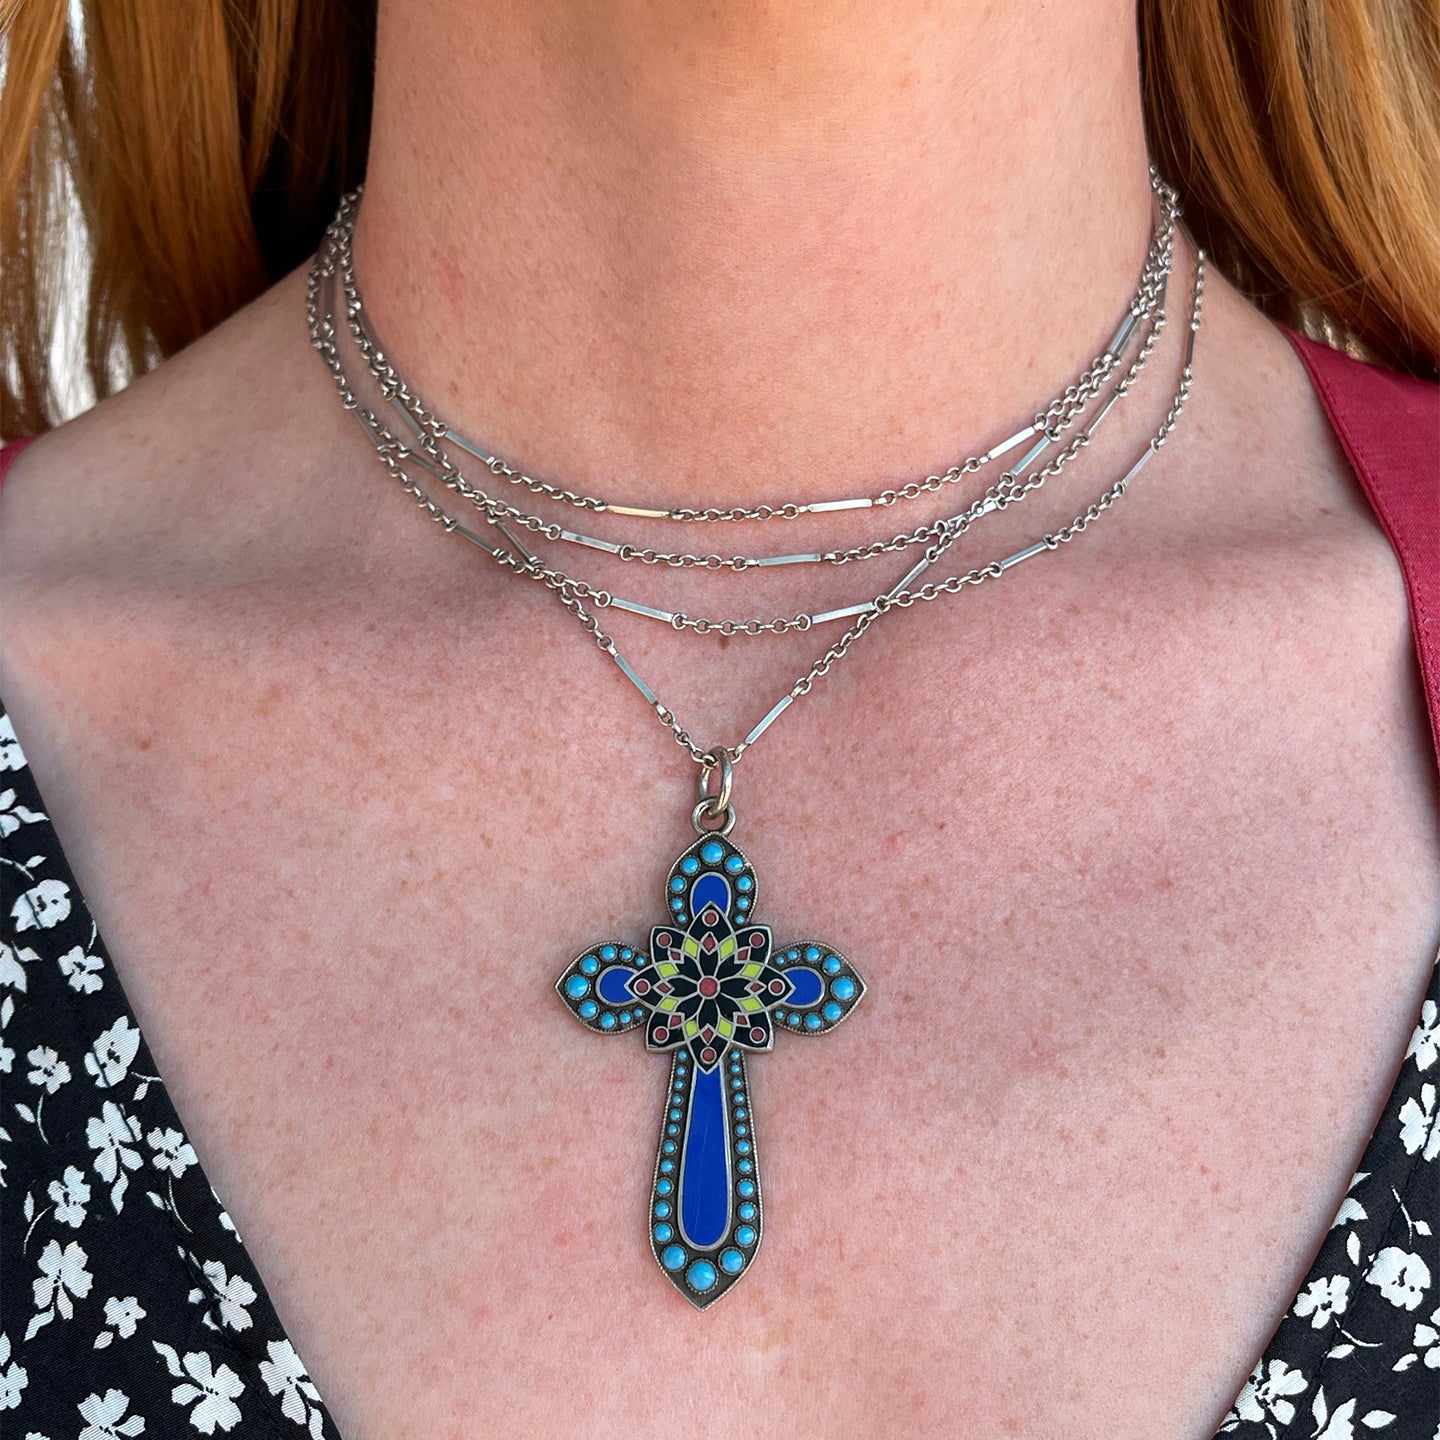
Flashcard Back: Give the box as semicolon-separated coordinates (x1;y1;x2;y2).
1;2;1437;1438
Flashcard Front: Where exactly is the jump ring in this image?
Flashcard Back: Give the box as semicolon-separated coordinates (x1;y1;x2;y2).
691;799;737;837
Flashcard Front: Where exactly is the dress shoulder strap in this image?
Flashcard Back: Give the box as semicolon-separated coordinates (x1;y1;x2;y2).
1284;330;1440;760
0;433;37;487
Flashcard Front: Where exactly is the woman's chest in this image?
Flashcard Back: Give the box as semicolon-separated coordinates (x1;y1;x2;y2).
7;556;1438;1439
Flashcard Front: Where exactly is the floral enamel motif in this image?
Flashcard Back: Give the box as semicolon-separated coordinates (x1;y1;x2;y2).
555;829;865;1308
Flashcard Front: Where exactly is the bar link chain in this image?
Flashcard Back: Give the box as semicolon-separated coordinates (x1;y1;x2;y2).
306;194;1204;775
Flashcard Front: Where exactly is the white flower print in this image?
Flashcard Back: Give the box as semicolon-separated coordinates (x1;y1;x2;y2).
10;877;71;931
1408;999;1439;1073
26;1045;69;1093
148;1126;197;1178
194;1258;256;1332
1294;1274;1350;1330
78;1388;146;1439
1315;1395;1360;1440
153;1343;245;1434
211;1182;241;1241
0;1331;26;1409
57;944;104;994
258;1339;326;1436
1226;1357;1308;1432
85;1016;141;1089
103;1295;145;1338
86;1100;144;1212
1312;1393;1398;1440
1398;1083;1440;1162
26;1237;93;1339
0;1040;12;1075
48;1164;92;1227
0;788;45;838
1410;1306;1440;1369
0;940;38;992
0;714;23;770
1366;1247;1432;1312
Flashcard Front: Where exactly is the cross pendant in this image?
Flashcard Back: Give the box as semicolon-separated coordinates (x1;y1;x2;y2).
555;827;866;1309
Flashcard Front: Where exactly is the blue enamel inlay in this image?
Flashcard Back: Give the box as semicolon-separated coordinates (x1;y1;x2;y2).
679;1062;730;1248
785;968;825;1007
690;873;730;917
555;831;872;1306
597;968;635;1005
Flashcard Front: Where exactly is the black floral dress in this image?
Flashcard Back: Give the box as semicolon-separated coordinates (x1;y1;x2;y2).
1;701;1435;1437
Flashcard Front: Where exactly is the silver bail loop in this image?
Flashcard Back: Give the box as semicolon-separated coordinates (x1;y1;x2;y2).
692;751;736;835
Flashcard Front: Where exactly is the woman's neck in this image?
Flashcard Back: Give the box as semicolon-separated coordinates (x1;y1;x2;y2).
354;0;1154;508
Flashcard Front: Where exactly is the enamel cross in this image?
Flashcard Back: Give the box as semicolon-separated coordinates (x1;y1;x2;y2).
555;828;866;1309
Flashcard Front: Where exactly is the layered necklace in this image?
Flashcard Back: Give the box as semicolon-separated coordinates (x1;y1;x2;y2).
307;169;1205;1309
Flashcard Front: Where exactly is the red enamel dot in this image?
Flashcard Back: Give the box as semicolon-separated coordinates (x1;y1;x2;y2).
653;1026;669;1042
768;979;785;995
749;1027;765;1043
633;978;650;995
749;933;764;948
657;934;671;947
698;977;719;998
701;1047;716;1065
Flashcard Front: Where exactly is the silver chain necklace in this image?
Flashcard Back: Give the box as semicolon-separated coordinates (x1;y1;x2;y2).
307;184;1205;1310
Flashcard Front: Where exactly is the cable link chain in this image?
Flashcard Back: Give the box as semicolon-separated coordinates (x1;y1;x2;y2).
317;235;1172;637
306;195;1204;777
327;172;1179;532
